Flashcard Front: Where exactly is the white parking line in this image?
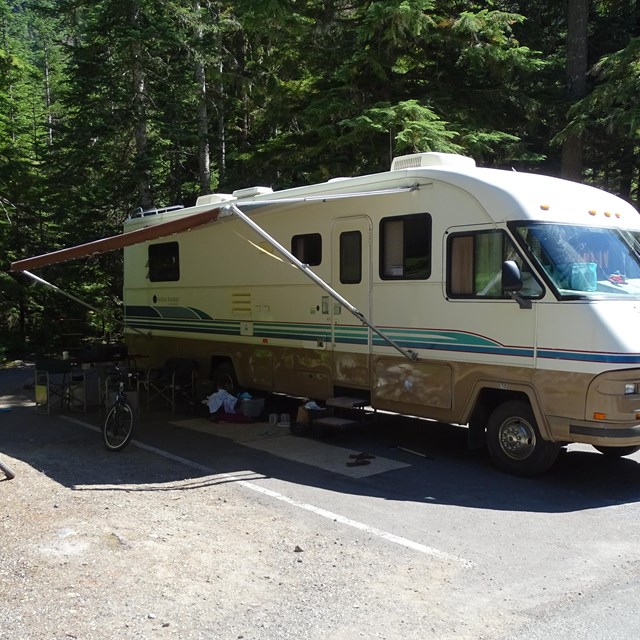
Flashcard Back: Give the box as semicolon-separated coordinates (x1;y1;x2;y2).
242;481;475;567
63;415;474;567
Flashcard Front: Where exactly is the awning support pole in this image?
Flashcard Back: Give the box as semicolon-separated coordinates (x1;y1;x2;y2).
20;270;147;336
224;204;418;361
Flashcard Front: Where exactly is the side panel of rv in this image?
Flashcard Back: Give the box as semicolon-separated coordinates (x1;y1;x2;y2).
122;157;640;476
124;179;543;424
125;203;336;399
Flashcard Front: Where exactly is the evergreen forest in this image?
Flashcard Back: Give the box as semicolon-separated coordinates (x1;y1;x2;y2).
1;0;639;358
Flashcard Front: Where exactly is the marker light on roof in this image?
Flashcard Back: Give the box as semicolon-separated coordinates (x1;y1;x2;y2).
540;204;550;210
589;209;597;216
616;212;622;218
604;211;612;217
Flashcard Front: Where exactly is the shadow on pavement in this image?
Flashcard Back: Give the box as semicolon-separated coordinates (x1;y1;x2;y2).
2;383;640;515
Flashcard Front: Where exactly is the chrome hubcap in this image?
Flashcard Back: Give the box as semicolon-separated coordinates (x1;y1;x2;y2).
498;418;536;460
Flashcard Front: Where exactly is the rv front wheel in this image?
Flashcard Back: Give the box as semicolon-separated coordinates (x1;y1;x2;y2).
487;400;560;476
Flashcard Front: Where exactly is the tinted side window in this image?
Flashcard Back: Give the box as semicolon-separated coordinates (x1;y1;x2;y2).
448;230;543;298
340;231;362;284
149;242;180;282
291;233;322;266
380;213;431;279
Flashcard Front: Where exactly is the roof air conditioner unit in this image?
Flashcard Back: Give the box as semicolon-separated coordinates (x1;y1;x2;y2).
390;152;476;171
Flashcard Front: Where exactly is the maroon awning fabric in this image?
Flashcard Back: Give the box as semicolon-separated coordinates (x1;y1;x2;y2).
10;206;221;272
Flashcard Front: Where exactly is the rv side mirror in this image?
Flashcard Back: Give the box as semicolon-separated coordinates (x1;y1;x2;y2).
502;260;532;310
502;260;523;292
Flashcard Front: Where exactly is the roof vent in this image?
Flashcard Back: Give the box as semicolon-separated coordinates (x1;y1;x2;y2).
390;152;476;171
196;193;234;206
231;186;274;199
129;204;184;219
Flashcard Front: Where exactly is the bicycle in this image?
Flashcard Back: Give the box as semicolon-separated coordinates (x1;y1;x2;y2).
103;368;136;452
0;457;15;480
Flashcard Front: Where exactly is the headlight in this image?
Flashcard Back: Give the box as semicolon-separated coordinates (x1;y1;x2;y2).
624;383;638;395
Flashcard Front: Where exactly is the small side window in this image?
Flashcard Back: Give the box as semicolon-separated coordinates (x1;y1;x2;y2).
380;213;431;279
340;231;362;284
291;233;322;266
149;242;180;282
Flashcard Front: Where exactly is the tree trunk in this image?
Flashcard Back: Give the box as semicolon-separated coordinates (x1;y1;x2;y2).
214;4;226;186
194;1;211;195
561;0;589;182
43;41;53;146
128;0;153;209
196;58;211;194
218;55;226;186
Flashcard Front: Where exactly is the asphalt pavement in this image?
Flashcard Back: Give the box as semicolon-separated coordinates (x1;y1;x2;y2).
3;363;640;639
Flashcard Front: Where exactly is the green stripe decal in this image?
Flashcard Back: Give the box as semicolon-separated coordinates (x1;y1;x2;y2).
124;304;640;364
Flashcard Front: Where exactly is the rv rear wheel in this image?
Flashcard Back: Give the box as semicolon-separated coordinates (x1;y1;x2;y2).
593;445;640;458
487;400;560;476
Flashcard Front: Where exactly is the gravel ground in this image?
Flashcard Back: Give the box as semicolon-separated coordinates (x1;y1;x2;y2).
0;363;477;640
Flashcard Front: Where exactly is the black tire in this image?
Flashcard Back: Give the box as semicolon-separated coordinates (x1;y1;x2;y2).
103;403;134;451
486;400;560;476
593;445;640;458
0;458;15;480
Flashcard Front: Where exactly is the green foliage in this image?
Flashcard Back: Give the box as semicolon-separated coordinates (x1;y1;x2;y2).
339;100;461;155
360;0;438;47
562;37;640;140
1;0;639;352
556;36;640;200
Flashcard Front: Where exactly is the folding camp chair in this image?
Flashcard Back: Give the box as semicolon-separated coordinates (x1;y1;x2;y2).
140;357;198;414
66;367;101;412
34;358;73;414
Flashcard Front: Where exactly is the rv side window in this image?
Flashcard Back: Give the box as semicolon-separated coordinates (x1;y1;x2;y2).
447;231;543;298
380;213;431;279
291;233;322;266
340;231;362;284
148;242;180;282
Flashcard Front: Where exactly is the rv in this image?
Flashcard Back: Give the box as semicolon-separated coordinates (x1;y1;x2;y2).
16;152;640;475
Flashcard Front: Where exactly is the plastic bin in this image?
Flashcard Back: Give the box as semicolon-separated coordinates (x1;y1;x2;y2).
237;397;265;418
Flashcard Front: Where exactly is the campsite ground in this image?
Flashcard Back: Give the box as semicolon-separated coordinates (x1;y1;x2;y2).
2;362;640;639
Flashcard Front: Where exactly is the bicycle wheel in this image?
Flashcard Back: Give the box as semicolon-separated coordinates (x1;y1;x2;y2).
103;402;134;451
0;458;15;480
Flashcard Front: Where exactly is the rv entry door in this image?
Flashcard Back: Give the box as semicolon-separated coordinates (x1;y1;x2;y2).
331;216;373;387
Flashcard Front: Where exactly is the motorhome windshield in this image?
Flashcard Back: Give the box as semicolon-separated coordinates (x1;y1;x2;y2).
513;223;640;298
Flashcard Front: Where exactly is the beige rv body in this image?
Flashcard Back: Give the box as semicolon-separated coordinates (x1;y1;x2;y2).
123;153;640;473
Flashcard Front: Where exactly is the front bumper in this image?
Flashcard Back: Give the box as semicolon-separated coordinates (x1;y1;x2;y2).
569;421;640;446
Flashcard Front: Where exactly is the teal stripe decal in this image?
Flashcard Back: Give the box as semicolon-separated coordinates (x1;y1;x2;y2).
124;305;640;364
